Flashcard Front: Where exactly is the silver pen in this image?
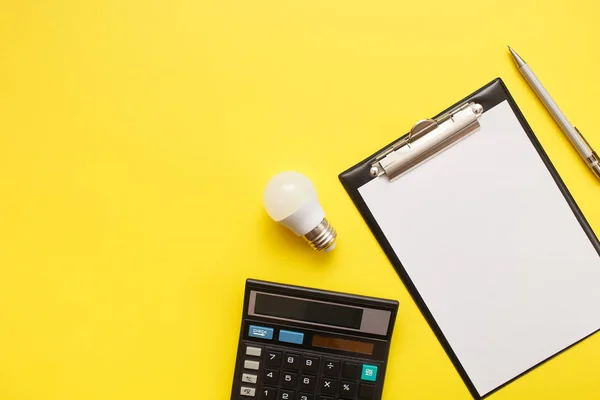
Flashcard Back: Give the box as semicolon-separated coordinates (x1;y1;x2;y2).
508;46;600;179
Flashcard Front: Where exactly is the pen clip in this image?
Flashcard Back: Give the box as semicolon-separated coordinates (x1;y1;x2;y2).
574;127;599;165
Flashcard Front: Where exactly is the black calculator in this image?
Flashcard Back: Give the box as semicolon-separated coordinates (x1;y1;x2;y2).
230;279;399;400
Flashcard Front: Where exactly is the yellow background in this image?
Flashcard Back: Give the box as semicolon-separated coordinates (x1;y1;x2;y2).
1;0;599;398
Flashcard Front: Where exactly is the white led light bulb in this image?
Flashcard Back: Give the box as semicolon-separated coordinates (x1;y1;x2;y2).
263;171;337;252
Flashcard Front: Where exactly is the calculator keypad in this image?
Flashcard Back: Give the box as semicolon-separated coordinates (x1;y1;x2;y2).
261;387;276;399
241;386;256;397
247;346;263;357
266;350;283;367
281;372;298;388
238;343;380;399
302;355;319;373
340;381;358;397
263;369;279;385
342;363;361;380
299;375;317;391
242;373;258;384
245;360;261;370
320;377;338;395
284;353;301;370
358;383;376;399
322;359;340;376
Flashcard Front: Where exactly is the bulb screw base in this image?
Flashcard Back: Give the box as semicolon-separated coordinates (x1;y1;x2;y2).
303;218;337;252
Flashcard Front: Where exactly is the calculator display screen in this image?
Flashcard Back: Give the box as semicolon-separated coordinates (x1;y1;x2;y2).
312;335;375;355
254;293;363;329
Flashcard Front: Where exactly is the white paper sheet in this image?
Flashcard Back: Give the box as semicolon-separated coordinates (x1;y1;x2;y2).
358;100;600;397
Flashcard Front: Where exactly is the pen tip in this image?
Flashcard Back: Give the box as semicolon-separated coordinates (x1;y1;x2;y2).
508;46;526;68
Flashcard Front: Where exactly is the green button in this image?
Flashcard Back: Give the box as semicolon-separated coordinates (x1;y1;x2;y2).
361;364;378;382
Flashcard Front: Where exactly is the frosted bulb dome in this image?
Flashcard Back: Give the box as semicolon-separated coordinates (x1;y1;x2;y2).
263;171;318;221
263;171;337;252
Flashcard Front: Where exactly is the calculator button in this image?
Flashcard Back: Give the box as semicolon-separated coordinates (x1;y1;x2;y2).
242;373;258;384
281;372;298;389
340;381;358;398
361;364;378;382
302;355;319;373
278;389;295;400
298;394;314;400
244;360;260;370
284;352;300;370
342;362;360;380
261;387;277;399
241;386;256;397
299;375;316;391
266;350;282;367
318;397;333;400
249;325;274;340
358;383;376;400
323;359;340;376
263;369;279;385
278;330;304;345
320;378;338;395
246;346;262;357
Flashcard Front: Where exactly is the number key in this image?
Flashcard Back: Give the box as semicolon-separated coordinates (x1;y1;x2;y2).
263;369;279;385
302;355;319;373
266;350;282;367
279;389;295;400
284;352;300;370
261;386;276;399
299;394;314;400
299;375;316;391
281;372;298;389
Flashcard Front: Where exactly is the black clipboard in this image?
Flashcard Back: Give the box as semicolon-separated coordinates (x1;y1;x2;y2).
338;78;600;399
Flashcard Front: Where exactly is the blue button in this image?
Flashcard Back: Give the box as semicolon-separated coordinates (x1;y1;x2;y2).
278;330;304;345
361;364;378;382
248;325;274;340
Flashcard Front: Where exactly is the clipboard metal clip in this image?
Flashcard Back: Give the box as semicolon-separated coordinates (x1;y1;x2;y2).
370;102;484;181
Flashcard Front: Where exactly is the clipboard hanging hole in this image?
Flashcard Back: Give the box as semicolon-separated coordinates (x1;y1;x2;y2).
410;119;438;141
